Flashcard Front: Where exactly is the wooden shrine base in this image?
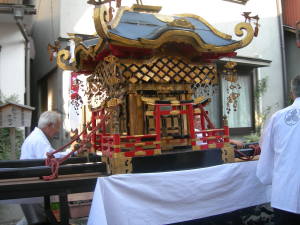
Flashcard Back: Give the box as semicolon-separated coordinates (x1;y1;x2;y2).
129;147;258;173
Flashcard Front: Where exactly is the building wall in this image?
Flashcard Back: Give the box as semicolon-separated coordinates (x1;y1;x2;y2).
31;0;95;142
31;0;60;82
285;31;300;90
31;0;95;81
60;0;95;37
282;0;300;28
0;23;25;104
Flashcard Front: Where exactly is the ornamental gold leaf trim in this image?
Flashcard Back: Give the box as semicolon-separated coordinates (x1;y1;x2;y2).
221;143;235;163
175;13;232;40
94;5;110;38
168;18;195;30
109;21;254;53
234;22;254;48
57;49;76;71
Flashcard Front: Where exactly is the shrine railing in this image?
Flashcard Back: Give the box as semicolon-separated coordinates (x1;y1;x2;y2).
100;134;161;157
91;96;230;157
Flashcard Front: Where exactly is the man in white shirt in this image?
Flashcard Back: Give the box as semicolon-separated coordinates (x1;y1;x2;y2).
20;111;62;160
20;111;62;225
257;75;300;225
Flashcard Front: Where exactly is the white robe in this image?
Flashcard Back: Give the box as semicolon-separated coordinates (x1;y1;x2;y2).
20;127;65;159
257;97;300;213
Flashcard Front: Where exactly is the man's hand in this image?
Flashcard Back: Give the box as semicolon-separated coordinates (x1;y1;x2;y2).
229;139;244;148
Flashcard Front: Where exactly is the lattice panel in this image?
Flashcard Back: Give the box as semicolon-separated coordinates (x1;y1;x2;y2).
119;57;218;85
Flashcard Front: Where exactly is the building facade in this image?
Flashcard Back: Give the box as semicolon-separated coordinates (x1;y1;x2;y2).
282;0;300;104
0;0;35;106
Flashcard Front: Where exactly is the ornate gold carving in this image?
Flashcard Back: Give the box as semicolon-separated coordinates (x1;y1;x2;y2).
85;54;125;110
234;22;254;48
107;153;133;174
223;61;238;82
94;38;105;54
121;57;217;85
194;96;211;105
128;83;192;93
94;5;110;38
131;4;162;13
106;98;122;107
221;143;235;163
141;96;156;105
75;44;95;60
47;40;61;62
168;18;195;30
109;6;130;29
56;49;76;71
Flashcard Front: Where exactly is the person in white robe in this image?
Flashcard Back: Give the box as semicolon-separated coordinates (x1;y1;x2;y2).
257;75;300;225
19;111;64;225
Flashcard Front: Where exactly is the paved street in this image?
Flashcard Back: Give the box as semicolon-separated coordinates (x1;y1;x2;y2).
0;204;88;225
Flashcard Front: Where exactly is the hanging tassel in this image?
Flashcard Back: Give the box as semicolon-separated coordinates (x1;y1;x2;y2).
254;24;259;37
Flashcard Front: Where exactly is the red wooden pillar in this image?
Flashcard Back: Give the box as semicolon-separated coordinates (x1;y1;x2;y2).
101;109;106;135
187;104;196;146
91;111;97;151
200;108;205;130
154;105;161;150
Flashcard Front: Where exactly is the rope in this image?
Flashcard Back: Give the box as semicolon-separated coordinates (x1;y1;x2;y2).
42;111;111;180
197;103;215;129
234;144;261;161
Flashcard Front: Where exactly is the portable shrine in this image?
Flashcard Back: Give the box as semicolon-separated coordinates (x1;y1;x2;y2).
55;2;258;174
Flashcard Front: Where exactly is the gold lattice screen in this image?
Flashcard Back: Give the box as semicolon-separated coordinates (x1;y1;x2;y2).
119;57;218;85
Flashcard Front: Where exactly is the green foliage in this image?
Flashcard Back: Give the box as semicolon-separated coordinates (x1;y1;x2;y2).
242;134;260;143
0;92;24;160
242;76;278;143
254;77;268;103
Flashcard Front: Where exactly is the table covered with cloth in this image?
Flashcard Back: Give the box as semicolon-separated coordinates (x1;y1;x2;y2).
88;161;271;225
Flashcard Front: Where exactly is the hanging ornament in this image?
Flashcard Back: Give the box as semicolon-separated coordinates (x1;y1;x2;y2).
242;12;260;37
222;61;241;114
193;83;217;97
47;40;61;62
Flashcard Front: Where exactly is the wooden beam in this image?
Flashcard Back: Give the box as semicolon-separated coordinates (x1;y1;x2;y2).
0;162;106;179
0;155;101;168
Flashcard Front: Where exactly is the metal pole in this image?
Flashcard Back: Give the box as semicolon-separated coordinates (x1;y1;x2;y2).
276;0;289;106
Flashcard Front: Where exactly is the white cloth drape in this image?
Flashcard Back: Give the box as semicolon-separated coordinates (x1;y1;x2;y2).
88;161;270;225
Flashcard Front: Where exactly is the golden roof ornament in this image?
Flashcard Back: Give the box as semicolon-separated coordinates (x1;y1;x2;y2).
242;12;260;37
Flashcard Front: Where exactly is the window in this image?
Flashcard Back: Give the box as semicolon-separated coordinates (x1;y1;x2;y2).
199;65;255;136
223;0;249;5
221;66;255;135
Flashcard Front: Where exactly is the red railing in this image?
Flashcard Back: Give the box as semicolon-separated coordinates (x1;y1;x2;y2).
91;100;230;157
101;133;160;157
